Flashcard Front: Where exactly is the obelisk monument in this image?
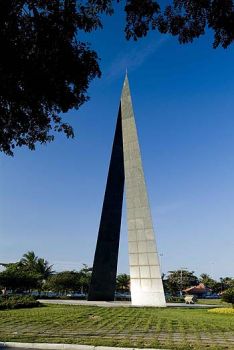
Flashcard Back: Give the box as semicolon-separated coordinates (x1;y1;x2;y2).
88;74;166;307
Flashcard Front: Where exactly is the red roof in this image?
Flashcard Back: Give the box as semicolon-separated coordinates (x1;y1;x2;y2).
183;283;211;294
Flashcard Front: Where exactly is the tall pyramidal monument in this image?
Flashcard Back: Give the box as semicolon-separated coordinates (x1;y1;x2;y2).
88;74;166;307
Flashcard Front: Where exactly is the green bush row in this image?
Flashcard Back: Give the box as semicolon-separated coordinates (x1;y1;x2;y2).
0;295;41;310
166;296;185;303
38;295;86;300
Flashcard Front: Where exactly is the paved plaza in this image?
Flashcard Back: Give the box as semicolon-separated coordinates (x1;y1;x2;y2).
38;299;220;308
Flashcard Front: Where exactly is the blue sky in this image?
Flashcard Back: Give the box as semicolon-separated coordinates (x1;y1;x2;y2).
1;6;234;280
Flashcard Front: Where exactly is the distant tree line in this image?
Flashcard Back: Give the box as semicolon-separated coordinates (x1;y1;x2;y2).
162;270;234;296
0;251;91;295
0;251;54;294
0;251;131;295
0;251;233;300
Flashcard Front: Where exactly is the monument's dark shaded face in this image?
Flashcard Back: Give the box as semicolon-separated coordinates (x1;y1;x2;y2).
88;108;124;301
88;75;166;306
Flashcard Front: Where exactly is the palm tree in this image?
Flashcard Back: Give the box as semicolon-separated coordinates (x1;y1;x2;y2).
20;251;53;279
116;274;130;293
199;273;216;289
36;258;54;279
20;251;38;270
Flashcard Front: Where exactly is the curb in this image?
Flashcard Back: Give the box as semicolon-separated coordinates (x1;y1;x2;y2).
0;342;169;350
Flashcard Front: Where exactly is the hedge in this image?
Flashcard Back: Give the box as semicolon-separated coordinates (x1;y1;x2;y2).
0;295;41;310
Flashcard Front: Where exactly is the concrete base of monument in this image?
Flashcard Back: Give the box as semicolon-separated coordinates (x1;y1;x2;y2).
131;292;166;307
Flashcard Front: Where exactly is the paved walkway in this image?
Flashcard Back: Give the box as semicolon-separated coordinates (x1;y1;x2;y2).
38;299;218;308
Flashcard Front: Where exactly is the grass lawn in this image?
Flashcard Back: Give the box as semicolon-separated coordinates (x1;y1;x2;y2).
0;304;233;350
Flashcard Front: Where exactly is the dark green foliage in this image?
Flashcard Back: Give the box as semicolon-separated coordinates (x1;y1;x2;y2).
45;271;81;293
0;251;53;292
79;264;92;293
165;295;185;303
20;250;54;279
0;0;101;155
199;273;217;289
220;277;234;290
0;295;40;310
125;1;234;49
156;0;234;49
0;251;93;296
0;266;41;291
221;288;234;307
166;270;199;296
116;273;130;292
1;1;234;155
125;0;160;40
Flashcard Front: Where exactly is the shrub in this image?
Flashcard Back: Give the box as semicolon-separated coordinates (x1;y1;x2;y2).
166;296;185;303
0;295;40;310
208;308;234;314
221;288;234;308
